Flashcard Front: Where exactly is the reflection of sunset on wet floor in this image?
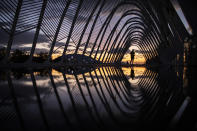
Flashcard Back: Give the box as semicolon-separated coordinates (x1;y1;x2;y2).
122;67;159;86
52;66;122;78
122;67;146;77
52;66;147;80
122;67;146;84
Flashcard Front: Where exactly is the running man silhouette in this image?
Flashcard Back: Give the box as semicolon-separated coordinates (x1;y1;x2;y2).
130;49;135;64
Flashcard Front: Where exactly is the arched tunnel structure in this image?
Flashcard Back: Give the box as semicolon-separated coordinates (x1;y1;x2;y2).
1;0;197;130
0;0;189;65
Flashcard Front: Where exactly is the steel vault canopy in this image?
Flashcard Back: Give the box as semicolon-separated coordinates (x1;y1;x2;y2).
0;0;188;64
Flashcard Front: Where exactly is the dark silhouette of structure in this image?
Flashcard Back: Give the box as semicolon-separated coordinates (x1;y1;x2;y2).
0;1;197;130
0;66;191;130
0;0;192;66
130;67;135;79
130;49;135;64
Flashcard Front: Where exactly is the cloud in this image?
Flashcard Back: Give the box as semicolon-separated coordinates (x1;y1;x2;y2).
0;29;49;46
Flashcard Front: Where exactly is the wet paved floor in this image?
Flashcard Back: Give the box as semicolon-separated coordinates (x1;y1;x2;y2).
0;66;196;131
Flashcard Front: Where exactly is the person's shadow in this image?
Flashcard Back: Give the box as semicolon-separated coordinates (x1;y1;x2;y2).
130;68;135;80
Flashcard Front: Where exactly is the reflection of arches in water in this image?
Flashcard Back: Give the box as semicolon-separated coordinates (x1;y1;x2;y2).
0;67;186;130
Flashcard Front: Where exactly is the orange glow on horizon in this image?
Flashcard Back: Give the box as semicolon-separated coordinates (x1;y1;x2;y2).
121;53;145;64
121;67;146;77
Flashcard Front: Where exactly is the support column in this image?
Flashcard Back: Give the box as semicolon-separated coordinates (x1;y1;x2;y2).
3;0;23;63
29;0;48;63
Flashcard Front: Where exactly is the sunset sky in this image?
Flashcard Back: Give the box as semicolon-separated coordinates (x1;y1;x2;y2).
0;0;189;65
121;46;146;64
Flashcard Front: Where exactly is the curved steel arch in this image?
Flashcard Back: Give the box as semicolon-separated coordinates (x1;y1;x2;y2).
0;0;188;65
104;16;151;63
98;16;147;62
